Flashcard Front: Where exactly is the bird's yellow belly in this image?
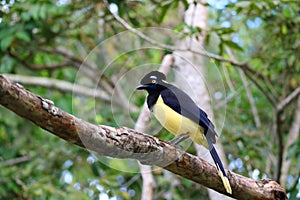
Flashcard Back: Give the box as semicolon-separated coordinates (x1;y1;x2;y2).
153;96;206;146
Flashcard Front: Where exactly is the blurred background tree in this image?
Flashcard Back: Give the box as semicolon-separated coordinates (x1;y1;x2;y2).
0;0;299;199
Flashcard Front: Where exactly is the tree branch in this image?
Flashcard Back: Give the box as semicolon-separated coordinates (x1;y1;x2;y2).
226;48;261;127
9;47;116;96
274;110;284;183
104;0;241;66
277;86;300;112
106;2;278;109
7;40;140;111
5;74;138;112
39;47;115;87
243;69;277;108
0;74;287;200
105;0;272;84
274;86;300;182
37;47;138;112
280;96;300;187
5;74;110;101
0;155;31;167
239;69;261;127
8;50;72;70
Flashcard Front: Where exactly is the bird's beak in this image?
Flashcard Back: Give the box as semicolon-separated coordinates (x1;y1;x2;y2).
136;84;148;90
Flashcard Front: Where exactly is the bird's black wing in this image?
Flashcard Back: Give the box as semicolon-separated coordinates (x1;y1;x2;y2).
160;85;217;144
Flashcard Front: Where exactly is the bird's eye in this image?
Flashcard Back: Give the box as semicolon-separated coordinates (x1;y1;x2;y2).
151;80;156;84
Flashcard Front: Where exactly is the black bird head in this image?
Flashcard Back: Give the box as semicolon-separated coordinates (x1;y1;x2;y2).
136;71;167;92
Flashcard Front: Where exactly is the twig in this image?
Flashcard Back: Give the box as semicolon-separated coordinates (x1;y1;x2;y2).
239;69;261;127
1;155;31;166
38;48;136;112
226;48;261;127
222;65;236;93
8;50;72;70
39;47;115;88
122;174;141;188
277;86;300;112
243;70;277;108
9;46;137;111
215;86;245;109
8;48;108;91
5;74;110;101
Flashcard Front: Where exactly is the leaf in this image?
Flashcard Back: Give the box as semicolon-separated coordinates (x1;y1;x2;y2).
21;12;31;21
0;55;16;72
281;25;287;35
16;31;31;42
95;114;103;124
30;4;40;21
174;22;187;33
283;6;294;18
205;32;211;45
236;1;251;8
157;2;172;24
223;40;244;52
39;4;47;20
0;35;14;51
216;27;235;35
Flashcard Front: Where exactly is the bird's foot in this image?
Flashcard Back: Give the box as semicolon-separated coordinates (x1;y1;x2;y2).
169;132;190;146
167;133;190;162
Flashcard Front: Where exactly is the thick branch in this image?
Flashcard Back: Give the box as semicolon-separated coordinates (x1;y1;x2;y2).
280;96;300;187
274;86;300;182
0;74;287;200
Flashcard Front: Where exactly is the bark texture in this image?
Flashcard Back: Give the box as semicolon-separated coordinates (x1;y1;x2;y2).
0;74;287;200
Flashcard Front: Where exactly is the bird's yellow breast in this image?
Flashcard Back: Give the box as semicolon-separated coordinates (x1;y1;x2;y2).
153;96;206;146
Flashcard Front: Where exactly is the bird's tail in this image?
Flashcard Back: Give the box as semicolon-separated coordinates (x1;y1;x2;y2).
206;135;232;194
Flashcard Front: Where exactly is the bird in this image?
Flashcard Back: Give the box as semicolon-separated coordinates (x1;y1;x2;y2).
136;70;232;194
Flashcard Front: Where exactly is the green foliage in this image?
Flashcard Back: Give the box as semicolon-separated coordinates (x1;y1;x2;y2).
0;0;299;199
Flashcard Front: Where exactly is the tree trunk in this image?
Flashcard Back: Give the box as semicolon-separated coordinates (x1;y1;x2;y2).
280;96;300;187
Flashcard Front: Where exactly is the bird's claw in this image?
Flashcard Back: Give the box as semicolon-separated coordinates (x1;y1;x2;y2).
169;132;190;146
